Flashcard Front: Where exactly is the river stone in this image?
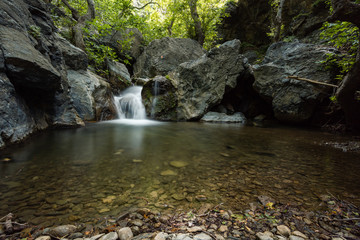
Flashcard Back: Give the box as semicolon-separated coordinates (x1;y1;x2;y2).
253;41;336;123
99;232;118;240
174;234;193;240
256;232;274;240
134;37;206;78
292;231;308;239
154;232;168;240
170;161;189;168
193;233;212;240
277;225;291;237
117;227;133;240
35;236;51;240
289;236;305;240
161;169;177;176
50;225;77;238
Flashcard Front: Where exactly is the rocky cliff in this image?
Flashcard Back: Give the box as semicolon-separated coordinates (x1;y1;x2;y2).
0;0;116;149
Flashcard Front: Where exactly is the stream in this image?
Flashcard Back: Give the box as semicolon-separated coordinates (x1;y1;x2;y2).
1;121;360;227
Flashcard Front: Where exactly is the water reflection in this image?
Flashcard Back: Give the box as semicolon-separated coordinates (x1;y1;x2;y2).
0;122;359;226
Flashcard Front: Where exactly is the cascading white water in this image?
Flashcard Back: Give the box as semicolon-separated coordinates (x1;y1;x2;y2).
150;80;159;119
114;86;146;119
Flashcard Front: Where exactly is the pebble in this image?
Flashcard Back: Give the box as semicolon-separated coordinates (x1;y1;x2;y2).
49;224;77;238
292;230;308;239
277;225;291;237
130;219;144;227
256;232;274;240
154;232;168;240
289;235;305;240
160;169;177;176
193;233;212;240
35;237;51;240
187;226;203;232
99;232;118;240
218;225;228;232
170;161;189;168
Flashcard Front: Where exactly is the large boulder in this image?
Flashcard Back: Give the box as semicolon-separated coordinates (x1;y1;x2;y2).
253;41;336;123
142;39;252;121
134;37;206;78
0;73;44;148
0;0;115;149
105;59;132;94
141;76;178;121
56;35;88;70
0;26;61;90
67;70;116;121
173;39;250;120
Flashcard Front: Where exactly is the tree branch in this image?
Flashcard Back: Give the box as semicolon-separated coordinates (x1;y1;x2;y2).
133;1;160;10
287;76;338;88
61;0;80;20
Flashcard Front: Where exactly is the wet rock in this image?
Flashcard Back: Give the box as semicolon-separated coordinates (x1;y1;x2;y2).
173;39;250;120
173;234;193;240
218;225;228;232
256;232;274;240
187;226;203;232
253;41;336;123
195;195;207;201
160;170;177;176
56;36;88;70
289;236;305;240
49;224;77;238
277;225;291;237
292;230;308;239
134;37;205;78
105;59;131;93
154;232;168;240
35;237;51;240
170;161;189;168
193;233;212;240
141;75;178;120
200;112;246;123
99;232;118;240
130;219;144;227
117;227;133;240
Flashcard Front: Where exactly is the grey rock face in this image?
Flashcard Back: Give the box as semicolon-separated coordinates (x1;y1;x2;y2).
253;41;336;123
56;35;88;70
134;37;206;78
141;75;178;121
0;0;115;149
0;73;45;148
106;59;131;93
173;39;250;120
0;26;61;90
68;70;116;121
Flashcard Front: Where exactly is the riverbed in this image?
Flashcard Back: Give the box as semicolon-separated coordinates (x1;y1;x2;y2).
1;121;359;227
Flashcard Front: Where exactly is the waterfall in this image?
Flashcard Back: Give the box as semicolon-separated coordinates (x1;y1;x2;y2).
114;86;146;119
150;80;159;119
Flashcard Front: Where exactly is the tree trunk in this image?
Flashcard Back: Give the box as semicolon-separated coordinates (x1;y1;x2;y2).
188;0;205;46
61;0;96;50
274;0;285;41
329;0;360;133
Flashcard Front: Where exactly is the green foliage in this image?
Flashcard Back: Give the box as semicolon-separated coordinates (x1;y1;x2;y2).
28;25;41;38
320;21;359;81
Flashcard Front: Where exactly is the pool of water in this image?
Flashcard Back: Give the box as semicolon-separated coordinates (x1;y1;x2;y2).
1;121;360;226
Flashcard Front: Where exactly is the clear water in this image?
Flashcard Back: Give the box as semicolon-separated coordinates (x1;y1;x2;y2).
1;121;360;227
